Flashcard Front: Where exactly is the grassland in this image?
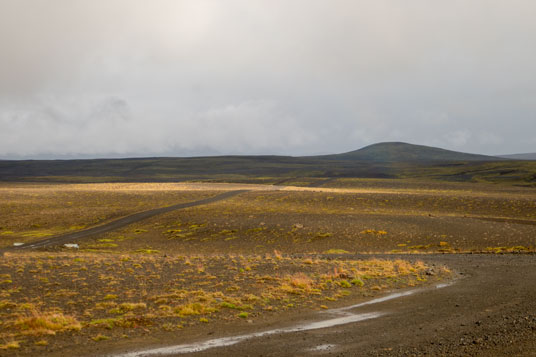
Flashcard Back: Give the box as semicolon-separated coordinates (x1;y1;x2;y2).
0;183;223;248
0;251;448;354
69;182;536;256
0;179;534;355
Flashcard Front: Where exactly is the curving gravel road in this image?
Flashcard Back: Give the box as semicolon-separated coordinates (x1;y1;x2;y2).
105;253;535;357
186;253;536;357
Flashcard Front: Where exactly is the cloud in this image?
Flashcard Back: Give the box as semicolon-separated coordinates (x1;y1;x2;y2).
186;101;317;154
477;132;503;146
1;1;535;158
0;97;319;158
443;130;472;148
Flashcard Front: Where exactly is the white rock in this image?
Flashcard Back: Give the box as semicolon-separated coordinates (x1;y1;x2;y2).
64;243;79;249
13;242;24;247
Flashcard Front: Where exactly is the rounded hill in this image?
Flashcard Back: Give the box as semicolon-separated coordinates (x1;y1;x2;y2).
323;142;500;162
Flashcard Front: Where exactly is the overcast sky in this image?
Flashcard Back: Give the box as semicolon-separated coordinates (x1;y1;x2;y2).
1;0;535;159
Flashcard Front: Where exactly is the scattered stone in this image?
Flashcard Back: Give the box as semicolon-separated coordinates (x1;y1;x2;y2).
64;243;79;249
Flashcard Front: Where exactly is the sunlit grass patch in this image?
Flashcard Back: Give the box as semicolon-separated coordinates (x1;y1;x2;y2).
360;229;388;236
14;311;81;335
135;249;160;254
108;303;146;315
0;251;450;355
174;302;216;316
351;278;364;287
279;272;316;295
323;249;351;254
0;340;20;350
485;246;530;253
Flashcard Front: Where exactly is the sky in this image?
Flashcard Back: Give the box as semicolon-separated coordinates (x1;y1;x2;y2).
1;0;535;159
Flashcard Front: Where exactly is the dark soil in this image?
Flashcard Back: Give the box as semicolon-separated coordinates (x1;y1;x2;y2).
73;189;536;256
151;254;536;357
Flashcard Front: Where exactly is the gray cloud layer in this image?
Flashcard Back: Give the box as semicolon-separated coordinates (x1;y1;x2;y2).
1;0;535;158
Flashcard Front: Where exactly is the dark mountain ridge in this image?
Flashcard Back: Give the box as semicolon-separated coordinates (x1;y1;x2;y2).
1;142;534;186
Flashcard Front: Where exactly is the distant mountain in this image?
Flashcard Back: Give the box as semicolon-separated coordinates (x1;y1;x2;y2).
1;141;535;186
498;153;536;160
321;142;501;162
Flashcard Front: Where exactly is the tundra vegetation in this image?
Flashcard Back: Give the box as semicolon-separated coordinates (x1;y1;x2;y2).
0;252;448;353
70;183;535;255
1;179;534;354
0;183;218;248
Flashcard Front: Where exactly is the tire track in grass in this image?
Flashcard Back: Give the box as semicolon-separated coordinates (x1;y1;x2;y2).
10;190;249;250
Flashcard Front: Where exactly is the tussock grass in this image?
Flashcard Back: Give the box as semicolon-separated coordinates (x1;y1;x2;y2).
0;340;20;350
14;311;81;335
0;251;450;354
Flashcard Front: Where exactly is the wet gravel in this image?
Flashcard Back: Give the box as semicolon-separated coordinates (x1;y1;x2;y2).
175;254;536;357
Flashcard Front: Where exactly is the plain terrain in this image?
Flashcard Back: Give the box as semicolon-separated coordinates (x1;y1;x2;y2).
0;178;534;356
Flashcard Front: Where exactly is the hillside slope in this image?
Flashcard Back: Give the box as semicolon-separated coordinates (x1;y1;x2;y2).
498;153;536;160
323;142;500;162
2;142;535;186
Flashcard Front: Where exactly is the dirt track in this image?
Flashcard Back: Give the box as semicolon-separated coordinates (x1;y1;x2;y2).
8;190;248;250
107;254;536;357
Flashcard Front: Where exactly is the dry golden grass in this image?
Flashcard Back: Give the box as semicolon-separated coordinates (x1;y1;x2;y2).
0;251;449;353
0;183;221;247
0;340;20;350
14;310;81;335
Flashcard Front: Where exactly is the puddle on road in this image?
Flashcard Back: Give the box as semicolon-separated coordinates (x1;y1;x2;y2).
112;283;456;357
113;312;382;357
436;282;454;289
328;290;416;314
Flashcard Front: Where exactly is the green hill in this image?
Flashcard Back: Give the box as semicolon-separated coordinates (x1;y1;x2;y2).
323;142;500;162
